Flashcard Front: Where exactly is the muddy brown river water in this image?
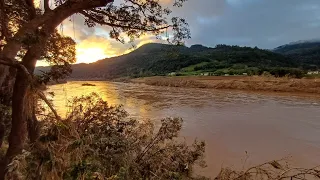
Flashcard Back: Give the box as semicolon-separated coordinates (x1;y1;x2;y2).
47;81;320;177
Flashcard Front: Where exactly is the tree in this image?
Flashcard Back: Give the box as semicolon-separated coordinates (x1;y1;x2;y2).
0;0;190;178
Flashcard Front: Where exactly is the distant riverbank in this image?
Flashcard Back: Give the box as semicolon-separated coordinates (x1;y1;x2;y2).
129;76;320;94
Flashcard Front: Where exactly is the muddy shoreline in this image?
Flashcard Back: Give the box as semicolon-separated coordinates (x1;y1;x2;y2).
129;76;320;94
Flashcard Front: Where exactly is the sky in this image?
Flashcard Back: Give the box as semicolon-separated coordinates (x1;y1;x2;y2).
40;0;320;65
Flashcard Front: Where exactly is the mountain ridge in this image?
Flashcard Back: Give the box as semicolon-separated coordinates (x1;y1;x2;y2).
273;40;320;69
36;42;305;79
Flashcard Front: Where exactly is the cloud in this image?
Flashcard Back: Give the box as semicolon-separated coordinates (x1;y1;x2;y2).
75;36;126;63
180;0;320;48
55;0;320;64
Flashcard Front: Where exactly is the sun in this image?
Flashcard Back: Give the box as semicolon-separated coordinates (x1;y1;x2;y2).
76;47;109;64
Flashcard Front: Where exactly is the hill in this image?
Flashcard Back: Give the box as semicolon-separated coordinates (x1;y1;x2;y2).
36;43;303;79
274;41;320;70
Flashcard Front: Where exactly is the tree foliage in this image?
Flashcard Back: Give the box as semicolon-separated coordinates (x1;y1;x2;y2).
274;41;320;70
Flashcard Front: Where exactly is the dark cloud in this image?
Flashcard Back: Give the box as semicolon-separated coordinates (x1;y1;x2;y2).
178;0;320;49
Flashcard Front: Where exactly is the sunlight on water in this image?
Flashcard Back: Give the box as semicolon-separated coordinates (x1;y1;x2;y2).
47;81;320;176
47;81;154;119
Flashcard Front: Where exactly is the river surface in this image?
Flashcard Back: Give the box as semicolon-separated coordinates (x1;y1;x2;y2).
47;81;320;177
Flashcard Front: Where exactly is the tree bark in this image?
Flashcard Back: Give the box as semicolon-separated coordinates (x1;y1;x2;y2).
5;69;29;160
0;68;30;180
0;53;37;180
5;43;39;153
0;61;34;180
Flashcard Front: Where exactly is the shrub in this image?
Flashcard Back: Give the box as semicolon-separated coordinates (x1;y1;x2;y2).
5;93;208;180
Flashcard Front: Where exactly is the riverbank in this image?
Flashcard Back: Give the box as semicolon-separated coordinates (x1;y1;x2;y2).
130;76;320;94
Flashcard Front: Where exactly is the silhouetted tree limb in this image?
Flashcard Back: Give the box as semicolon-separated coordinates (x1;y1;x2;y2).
43;0;51;12
36;91;61;121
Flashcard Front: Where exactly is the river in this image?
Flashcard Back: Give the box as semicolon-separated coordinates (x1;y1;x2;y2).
47;81;320;177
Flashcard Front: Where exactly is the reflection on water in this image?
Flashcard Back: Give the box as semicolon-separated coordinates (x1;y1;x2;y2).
47;81;320;177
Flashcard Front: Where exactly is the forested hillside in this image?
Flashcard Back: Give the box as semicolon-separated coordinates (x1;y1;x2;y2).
36;43;304;79
274;41;320;70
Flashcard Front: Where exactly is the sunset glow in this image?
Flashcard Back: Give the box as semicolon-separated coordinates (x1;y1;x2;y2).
74;36;120;64
74;34;162;64
76;47;109;64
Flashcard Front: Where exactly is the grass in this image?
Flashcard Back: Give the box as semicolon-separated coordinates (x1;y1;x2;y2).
180;62;211;72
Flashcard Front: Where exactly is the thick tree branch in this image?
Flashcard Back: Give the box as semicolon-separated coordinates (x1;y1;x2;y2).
0;59;32;82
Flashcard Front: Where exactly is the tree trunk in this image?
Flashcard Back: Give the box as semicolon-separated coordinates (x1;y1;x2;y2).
5;70;30;159
0;48;38;179
0;69;29;180
5;45;40;154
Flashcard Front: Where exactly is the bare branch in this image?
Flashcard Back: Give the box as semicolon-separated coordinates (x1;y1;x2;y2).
90;9;130;23
216;157;320;180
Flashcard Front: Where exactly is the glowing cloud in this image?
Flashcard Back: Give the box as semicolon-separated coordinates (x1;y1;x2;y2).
76;36;118;64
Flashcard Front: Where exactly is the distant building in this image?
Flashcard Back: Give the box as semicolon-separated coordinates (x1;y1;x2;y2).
168;72;176;76
307;71;319;75
200;72;209;76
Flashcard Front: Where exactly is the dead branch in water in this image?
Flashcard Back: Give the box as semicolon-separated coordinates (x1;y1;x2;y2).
215;157;320;180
